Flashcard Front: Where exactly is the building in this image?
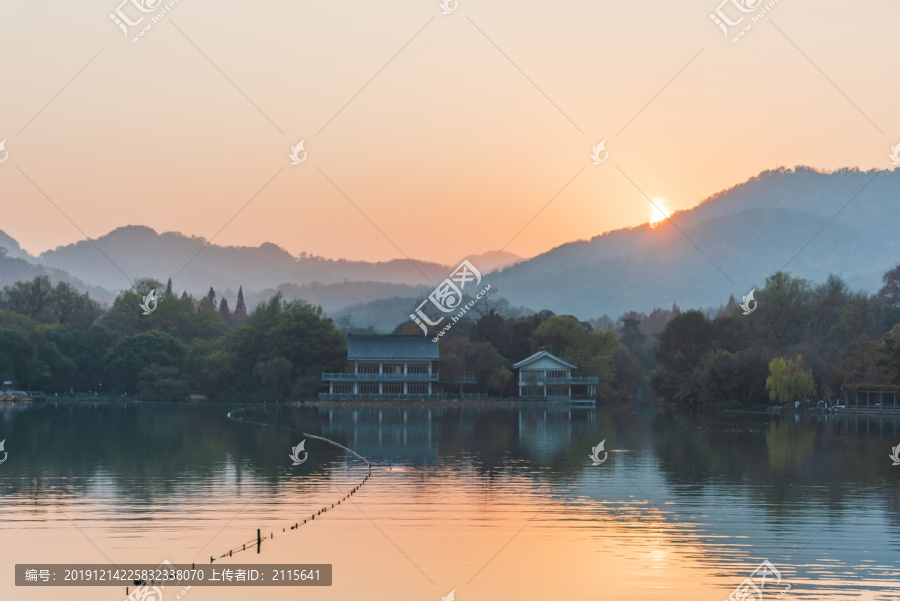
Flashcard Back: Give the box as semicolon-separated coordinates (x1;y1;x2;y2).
321;335;441;400
512;349;598;401
320;336;597;403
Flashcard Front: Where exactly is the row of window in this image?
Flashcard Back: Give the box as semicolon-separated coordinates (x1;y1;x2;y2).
520;386;570;397
332;384;430;395
356;363;431;374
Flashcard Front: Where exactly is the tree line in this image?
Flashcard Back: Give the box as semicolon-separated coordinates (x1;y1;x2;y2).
1;265;899;405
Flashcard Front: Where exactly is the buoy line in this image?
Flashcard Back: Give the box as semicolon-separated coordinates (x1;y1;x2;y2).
208;407;373;562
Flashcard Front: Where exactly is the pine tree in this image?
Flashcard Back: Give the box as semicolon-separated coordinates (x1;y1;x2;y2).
181;291;188;300
165;278;173;296
201;286;216;310
233;286;248;325
219;297;232;323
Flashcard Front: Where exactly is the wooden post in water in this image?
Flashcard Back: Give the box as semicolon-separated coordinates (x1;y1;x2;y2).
257;528;262;554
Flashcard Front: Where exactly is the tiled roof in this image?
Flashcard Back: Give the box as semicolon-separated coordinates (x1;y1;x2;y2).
347;335;440;361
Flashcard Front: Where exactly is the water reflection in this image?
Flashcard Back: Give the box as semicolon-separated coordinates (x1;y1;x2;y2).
0;402;898;600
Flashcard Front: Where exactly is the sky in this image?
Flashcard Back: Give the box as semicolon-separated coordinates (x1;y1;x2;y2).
1;0;898;264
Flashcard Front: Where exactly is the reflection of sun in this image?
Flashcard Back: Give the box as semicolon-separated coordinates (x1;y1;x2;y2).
650;199;670;228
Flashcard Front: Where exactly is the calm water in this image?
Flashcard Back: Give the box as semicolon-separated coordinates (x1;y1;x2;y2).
1;401;899;601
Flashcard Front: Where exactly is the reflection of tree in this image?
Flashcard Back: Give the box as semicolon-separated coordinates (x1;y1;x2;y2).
765;419;815;472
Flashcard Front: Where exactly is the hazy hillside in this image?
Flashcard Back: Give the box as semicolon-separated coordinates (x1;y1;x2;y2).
31;225;521;296
2;167;897;322
489;167;900;318
0;254;115;305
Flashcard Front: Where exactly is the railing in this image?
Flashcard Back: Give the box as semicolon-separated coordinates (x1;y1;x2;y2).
544;377;598;385
319;393;448;401
322;372;439;380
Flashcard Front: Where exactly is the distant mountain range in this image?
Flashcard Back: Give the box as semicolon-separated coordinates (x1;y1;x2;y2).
1;166;897;329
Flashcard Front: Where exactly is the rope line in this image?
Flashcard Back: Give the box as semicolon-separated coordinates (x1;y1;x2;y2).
208;407;373;562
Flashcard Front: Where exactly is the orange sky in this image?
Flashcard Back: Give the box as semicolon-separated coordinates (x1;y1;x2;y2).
1;1;898;264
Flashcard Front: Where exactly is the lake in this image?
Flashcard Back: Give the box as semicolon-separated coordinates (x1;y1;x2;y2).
1;401;899;600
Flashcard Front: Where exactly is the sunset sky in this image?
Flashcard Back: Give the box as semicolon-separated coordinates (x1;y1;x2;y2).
1;0;897;264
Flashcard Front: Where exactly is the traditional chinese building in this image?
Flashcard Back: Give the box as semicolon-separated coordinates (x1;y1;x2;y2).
513;349;598;401
320;335;441;400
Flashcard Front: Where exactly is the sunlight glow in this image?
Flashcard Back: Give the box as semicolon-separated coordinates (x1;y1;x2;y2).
649;200;670;228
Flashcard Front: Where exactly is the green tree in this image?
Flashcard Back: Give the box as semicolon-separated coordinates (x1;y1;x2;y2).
877;264;900;307
875;324;900;386
765;356;816;405
219;297;232;324
750;271;814;351
137;365;191;401
105;331;185;391
233;286;248;325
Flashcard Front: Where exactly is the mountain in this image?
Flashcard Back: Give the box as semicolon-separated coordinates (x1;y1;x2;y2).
487;167;900;318
35;225;453;294
0;252;116;305
458;251;522;273
2;167;897;322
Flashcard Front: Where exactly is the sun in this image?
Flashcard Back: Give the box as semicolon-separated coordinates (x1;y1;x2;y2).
649;199;670;228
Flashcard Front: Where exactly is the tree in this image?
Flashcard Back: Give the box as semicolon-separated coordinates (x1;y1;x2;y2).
439;336;512;396
765;356;816;405
165;278;173;296
655;311;716;374
750;272;814;351
137;365;190;401
219;297;232;323
1;275;54;321
252;356;293;399
877;264;900;307
200;287;217;311
233;286;248;325
834;335;885;388
875;324;900;386
104;331;185;391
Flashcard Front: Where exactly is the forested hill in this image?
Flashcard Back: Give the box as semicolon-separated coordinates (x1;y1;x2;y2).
488;167;900;318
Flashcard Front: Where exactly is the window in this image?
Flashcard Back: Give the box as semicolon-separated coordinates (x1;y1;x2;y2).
359;384;380;395
407;364;430;374
547;370;568;379
547;386;569;397
520;386;544;397
408;384;428;395
358;364;379;374
382;384;402;394
383;364;403;375
333;384;352;394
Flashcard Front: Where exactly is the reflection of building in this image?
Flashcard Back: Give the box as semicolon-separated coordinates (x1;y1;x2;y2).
321;335;441;400
513;349;597;401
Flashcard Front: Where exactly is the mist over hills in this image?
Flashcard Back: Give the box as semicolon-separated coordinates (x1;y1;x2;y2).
487;167;899;318
1;167;897;328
